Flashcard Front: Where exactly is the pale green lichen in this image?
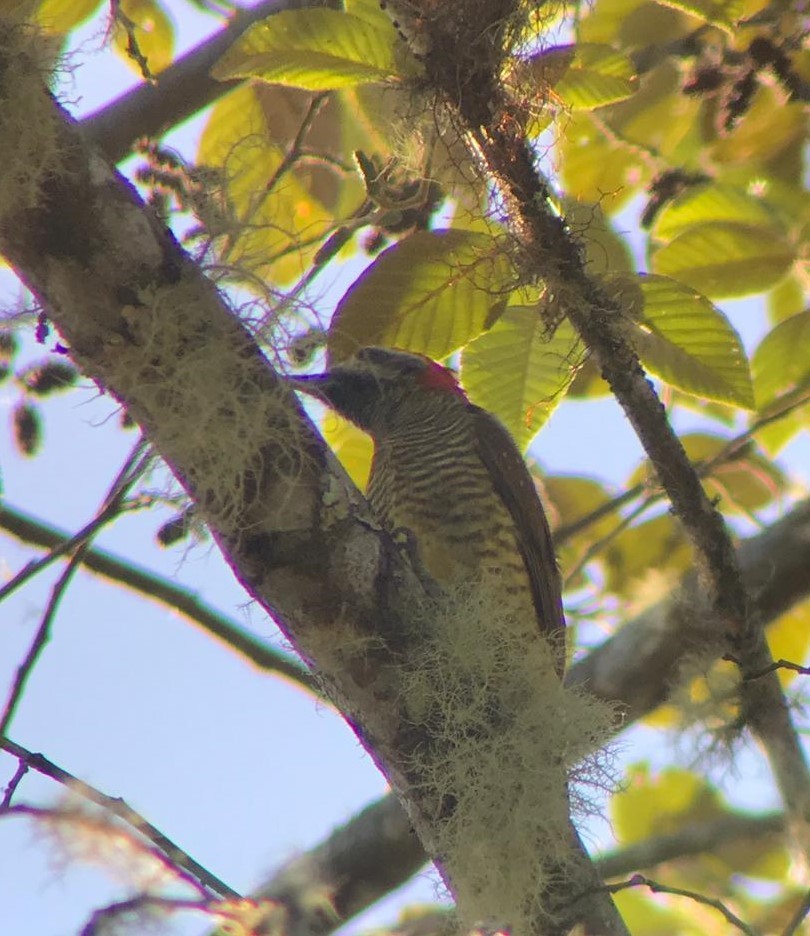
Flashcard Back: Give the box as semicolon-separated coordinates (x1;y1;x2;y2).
0;20;60;224
401;583;617;935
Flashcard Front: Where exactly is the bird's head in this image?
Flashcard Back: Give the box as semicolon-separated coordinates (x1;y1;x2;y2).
290;347;468;437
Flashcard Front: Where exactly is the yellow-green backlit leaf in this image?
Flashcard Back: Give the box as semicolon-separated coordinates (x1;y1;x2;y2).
345;0;393;27
712;87;806;167
35;0;100;32
544;475;614;540
198;85;334;286
652;183;781;242
604;513;691;595
752;310;810;407
767;597;810;688
322;413;373;490
652;222;794;299
212;9;403;90
613;766;720;844
610;273;754;408
328;230;514;362
544;474;616;588
754;390;810;455
768;274;806;324
613;889;704;936
461;309;582;449
629;432;786;514
608;60;701;161
552;43;637;109
654;0;743;31
558;111;648;213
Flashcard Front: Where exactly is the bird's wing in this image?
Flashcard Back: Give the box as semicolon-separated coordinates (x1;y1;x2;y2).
470;404;566;674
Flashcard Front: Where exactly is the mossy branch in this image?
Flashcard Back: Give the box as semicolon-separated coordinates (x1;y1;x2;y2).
0;21;611;936
395;0;810;866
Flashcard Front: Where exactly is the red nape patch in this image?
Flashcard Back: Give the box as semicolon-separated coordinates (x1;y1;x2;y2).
417;360;468;399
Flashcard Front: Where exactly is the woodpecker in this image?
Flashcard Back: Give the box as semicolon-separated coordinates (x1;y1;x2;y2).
292;346;565;673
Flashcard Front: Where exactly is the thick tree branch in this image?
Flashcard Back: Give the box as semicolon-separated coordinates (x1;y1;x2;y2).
0;25;614;936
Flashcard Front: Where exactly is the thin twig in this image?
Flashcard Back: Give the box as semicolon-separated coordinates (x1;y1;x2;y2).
563;498;650;587
782;888;810;936
0;554;82;737
603;874;759;935
0;440;150;737
0;499;142;604
263;92;331;196
79;892;278;936
1;756;28;809
0;749;238;899
725;655;810;682
4;802;213;897
0;439;151;604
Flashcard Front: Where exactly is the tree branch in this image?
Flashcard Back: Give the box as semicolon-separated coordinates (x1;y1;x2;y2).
393;0;810;861
2;25;606;936
0;503;319;694
81;0;334;163
0;737;238;899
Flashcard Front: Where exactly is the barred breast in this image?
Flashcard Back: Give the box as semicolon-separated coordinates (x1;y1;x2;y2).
367;412;535;618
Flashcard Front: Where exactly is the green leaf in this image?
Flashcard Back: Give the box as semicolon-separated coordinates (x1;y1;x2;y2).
651;223;795;298
613;765;721;844
768;274;806;324
212;9;404;90
751;310;810;407
328;230;514;362
652;182;782;242
460;308;582;450
654;0;743;32
35;0;101;33
604;513;692;595
565;199;635;274
754;391;810;456
609;273;754;409
711;85;807;168
558;111;648;213
768;598;810;689
198;85;334;286
607;60;702;162
544;475;615;542
552;43;637;109
543;474;616;588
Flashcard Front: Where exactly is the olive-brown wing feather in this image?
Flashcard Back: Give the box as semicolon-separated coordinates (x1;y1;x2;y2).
470;404;566;674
